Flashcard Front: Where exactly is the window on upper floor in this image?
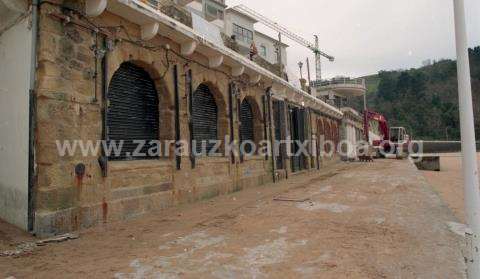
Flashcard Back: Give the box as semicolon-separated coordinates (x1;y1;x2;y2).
204;0;225;20
233;24;253;44
260;45;267;58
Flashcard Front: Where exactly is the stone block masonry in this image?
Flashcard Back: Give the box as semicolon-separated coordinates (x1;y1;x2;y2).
28;0;343;235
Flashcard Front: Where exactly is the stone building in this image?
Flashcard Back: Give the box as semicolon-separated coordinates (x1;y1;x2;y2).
0;0;343;235
340;107;365;161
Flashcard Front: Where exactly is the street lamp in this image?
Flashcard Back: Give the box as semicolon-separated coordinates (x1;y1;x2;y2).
453;0;480;277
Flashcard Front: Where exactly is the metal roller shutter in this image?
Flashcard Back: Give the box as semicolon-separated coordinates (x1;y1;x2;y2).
290;107;307;172
324;121;331;153
192;84;218;155
240;99;254;153
273;100;285;169
289;106;299;172
107;62;159;160
317;118;324;163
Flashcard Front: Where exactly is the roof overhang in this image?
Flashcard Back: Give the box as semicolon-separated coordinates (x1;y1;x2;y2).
87;0;342;119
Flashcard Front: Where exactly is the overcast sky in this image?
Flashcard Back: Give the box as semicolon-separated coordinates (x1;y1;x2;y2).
226;0;480;80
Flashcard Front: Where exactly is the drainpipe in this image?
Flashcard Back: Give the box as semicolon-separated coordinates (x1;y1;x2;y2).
173;65;181;170
228;82;235;164
28;0;39;232
237;92;243;163
262;95;268;161
308;108;314;169
99;37;109;177
186;69;195;169
453;0;480;277
266;88;276;183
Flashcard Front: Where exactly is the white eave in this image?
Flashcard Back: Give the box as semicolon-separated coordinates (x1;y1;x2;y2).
101;0;343;119
340;107;363;122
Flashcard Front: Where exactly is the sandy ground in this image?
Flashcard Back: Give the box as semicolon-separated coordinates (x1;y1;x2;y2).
0;160;466;278
421;153;480;223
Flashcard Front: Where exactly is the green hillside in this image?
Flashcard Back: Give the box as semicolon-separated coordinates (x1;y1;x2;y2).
363;74;381;93
349;46;480;140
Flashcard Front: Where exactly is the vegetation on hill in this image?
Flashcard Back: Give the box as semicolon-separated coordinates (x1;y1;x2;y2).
350;47;480;140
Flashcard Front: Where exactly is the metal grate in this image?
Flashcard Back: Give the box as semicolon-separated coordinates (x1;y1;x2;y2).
191;84;218;155
107;62;160;160
290;106;307;172
239;99;254;153
273;100;285;169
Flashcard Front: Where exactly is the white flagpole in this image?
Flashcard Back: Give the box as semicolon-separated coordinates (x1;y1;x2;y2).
453;0;480;277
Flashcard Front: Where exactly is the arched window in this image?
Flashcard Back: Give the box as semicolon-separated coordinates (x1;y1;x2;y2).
107;62;159;160
324;121;332;153
333;122;339;150
317;118;324;155
192;83;218;155
239;99;254;153
332;122;338;152
289;106;307;172
273;100;286;169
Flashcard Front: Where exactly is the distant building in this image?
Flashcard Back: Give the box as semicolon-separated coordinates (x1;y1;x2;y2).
181;2;289;77
223;7;289;78
224;7;257;55
254;30;288;67
313;77;366;108
182;0;226;30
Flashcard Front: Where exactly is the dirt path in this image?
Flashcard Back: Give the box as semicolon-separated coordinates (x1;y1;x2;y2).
0;160;466;278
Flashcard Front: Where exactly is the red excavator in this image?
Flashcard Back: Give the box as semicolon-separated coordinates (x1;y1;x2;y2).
363;110;410;158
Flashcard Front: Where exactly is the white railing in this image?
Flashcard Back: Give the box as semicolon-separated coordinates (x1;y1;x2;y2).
311;78;365;88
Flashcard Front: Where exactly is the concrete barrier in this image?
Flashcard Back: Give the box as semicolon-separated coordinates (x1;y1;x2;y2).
411;141;480;154
411;155;441;171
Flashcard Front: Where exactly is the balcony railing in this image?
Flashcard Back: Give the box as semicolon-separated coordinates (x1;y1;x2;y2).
141;0;193;27
140;0;287;80
311;78;365;88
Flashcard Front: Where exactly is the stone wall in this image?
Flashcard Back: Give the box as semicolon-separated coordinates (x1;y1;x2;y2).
32;0;341;235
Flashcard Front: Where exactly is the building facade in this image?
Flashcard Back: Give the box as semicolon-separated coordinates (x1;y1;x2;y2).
254;31;288;67
183;0;226;30
0;0;343;235
340;108;365;160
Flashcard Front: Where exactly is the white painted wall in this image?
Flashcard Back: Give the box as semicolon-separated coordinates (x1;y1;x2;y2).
345;124;357;159
185;1;203;17
254;32;288;66
224;9;255;49
0;13;32;230
211;18;224;30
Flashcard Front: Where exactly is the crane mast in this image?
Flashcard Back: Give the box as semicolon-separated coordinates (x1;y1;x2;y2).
314;35;322;81
232;4;334;82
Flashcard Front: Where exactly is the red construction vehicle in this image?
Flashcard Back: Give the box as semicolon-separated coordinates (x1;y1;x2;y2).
363;110;410;158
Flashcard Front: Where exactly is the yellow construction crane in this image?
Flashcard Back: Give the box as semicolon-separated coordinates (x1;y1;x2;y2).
232;4;334;82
